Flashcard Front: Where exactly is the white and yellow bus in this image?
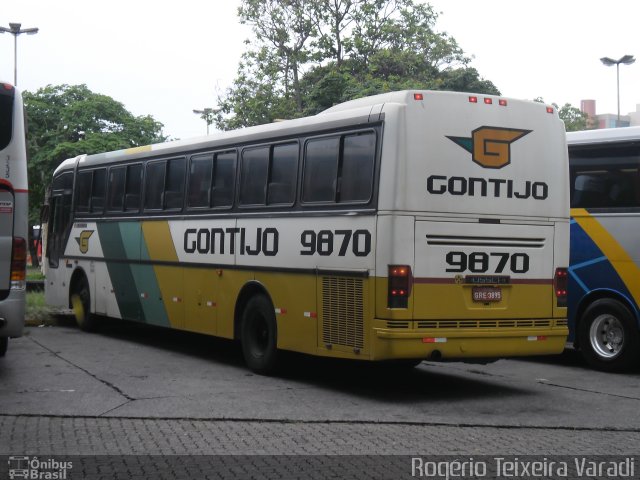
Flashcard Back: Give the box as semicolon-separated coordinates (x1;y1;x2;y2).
0;82;28;357
43;90;569;373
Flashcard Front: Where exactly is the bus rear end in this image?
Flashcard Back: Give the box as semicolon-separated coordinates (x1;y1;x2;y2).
373;91;569;361
0;82;28;355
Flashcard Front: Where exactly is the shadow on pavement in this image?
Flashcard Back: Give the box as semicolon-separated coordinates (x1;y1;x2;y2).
50;315;532;402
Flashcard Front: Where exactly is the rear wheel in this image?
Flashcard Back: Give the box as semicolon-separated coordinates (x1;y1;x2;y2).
241;295;278;375
0;337;7;357
71;275;98;332
578;298;640;371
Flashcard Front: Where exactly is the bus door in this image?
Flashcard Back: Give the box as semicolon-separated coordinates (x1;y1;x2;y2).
45;173;73;306
0;184;14;299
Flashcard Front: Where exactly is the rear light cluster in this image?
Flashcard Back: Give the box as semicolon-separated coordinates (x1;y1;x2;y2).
388;265;411;308
468;96;507;106
11;237;26;290
554;267;568;307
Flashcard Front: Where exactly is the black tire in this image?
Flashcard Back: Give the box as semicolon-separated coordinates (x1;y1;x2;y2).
578;298;640;372
71;275;98;332
240;294;278;374
0;337;7;357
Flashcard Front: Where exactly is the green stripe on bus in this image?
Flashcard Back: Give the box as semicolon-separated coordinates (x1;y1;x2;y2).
97;222;143;322
136;233;171;327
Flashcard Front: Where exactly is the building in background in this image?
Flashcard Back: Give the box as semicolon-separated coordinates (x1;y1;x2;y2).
580;99;639;129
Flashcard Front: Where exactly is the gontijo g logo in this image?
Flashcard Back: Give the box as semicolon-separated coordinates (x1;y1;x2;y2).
447;127;531;169
75;230;94;254
427;126;548;200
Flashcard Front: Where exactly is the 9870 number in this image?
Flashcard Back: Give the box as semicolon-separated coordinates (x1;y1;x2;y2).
300;229;371;257
445;251;529;274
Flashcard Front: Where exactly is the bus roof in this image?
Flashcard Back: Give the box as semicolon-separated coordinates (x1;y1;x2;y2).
567;126;640;145
54;89;555;175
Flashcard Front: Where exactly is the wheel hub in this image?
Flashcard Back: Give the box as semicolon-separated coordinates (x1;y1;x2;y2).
589;314;624;359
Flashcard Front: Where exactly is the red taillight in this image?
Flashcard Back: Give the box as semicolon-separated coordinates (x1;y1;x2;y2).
414;93;424;101
11;237;27;289
554;267;568;307
469;96;478;103
388;265;411;309
484;98;492;105
2;83;14;91
546;106;554;114
499;99;508;106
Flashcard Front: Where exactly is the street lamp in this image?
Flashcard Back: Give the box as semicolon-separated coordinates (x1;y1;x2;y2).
193;108;214;135
600;55;635;126
0;23;39;86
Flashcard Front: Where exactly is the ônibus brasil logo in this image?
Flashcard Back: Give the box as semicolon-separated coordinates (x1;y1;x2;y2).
447;126;531;169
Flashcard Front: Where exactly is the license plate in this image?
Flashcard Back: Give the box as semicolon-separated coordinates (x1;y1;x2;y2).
472;286;502;302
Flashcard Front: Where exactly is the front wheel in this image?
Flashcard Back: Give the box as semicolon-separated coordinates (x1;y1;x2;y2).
240;295;278;375
578;298;640;371
71;275;98;332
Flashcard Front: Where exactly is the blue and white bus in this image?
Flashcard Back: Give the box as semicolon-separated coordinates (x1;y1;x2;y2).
0;82;28;357
568;126;640;371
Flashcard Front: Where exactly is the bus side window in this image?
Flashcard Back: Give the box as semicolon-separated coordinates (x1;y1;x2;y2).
636;167;640;206
212;151;236;208
107;167;126;211
91;169;106;213
302;136;339;203
75;171;92;213
145;161;165;210
339;131;375;203
572;173;607;208
164;158;185;210
240;147;269;206
124;164;143;212
267;143;298;205
188;154;213;208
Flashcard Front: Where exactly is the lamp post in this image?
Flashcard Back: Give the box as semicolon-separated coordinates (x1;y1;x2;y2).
193;108;214;135
600;55;636;126
0;23;39;86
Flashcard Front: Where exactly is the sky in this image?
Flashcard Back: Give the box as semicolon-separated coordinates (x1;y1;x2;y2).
1;0;639;140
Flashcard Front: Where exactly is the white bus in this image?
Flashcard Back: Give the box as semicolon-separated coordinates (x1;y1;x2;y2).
43;90;569;373
0;82;28;357
567;126;640;370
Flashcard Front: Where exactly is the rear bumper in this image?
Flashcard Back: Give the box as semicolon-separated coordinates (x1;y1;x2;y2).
0;289;25;338
371;321;568;361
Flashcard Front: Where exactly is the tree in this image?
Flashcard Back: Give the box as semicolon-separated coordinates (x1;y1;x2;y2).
24;84;166;224
556;103;589;132
534;98;588;132
215;0;499;130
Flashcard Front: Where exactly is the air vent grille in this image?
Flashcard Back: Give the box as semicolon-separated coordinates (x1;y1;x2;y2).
322;277;364;349
386;321;410;329
416;319;553;329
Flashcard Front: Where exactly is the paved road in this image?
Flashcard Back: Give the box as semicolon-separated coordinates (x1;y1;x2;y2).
1;319;639;477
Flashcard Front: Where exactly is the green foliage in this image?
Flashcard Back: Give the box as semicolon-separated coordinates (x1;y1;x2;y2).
25;291;54;326
534;97;589;132
23;84;166;223
556;103;589;132
215;0;500;130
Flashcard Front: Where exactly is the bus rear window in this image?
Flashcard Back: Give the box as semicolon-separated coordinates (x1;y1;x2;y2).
0;87;15;151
